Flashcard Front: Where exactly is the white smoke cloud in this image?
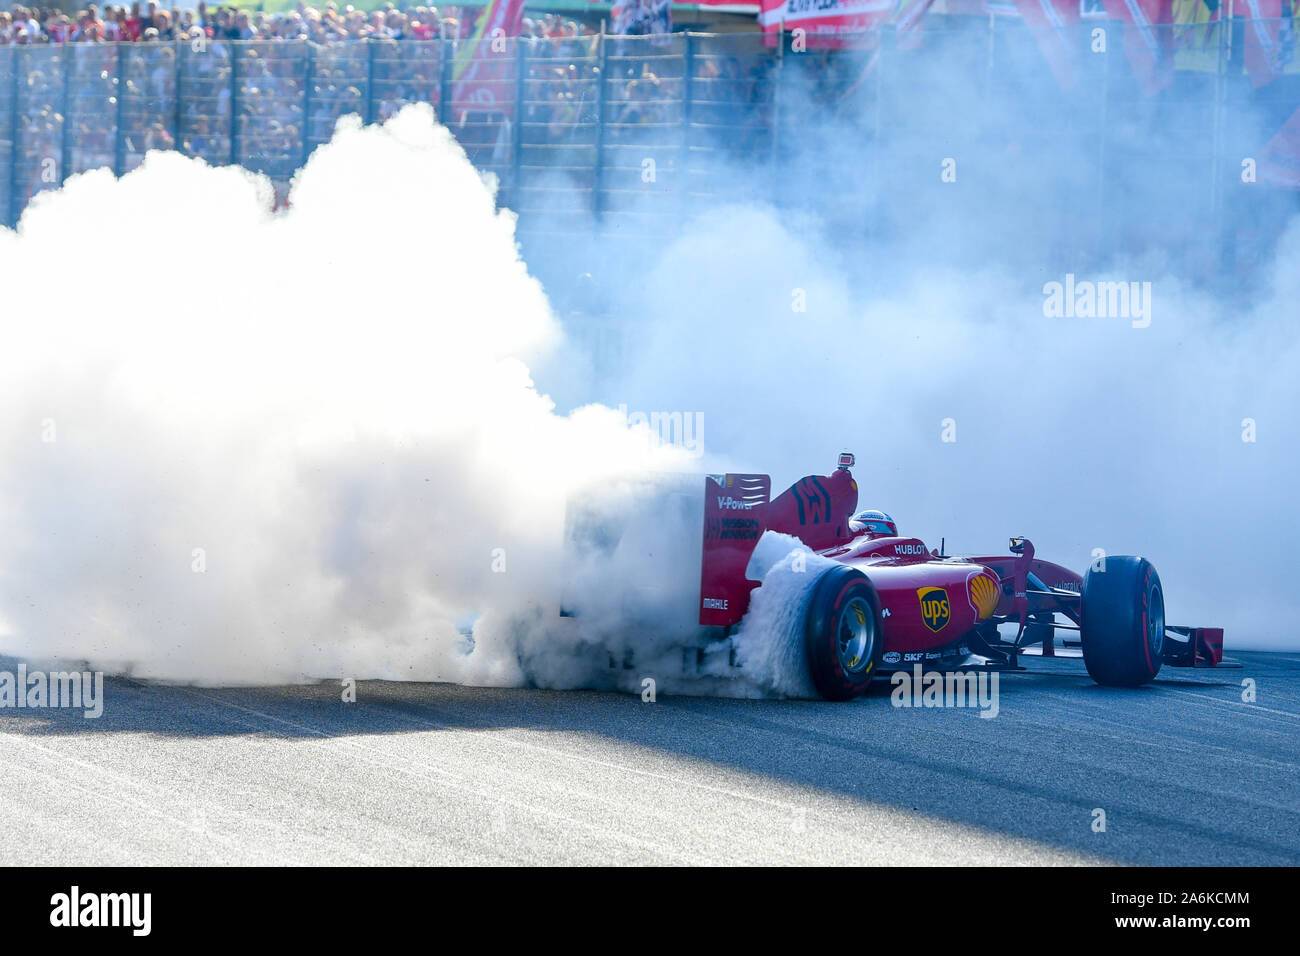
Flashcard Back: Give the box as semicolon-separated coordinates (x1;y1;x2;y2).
0;105;715;686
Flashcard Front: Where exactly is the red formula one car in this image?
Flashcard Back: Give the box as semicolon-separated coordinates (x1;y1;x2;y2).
701;453;1225;700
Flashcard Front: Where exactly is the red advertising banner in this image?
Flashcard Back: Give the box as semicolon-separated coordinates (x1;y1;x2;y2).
1013;0;1084;89
450;0;527;117
1099;0;1175;95
1239;0;1285;86
757;0;895;48
1260;105;1300;187
893;0;936;49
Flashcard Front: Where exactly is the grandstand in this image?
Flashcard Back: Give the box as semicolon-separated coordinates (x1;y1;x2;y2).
2;5;1298;294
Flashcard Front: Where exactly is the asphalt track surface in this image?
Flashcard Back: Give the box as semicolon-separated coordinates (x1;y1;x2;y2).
1;651;1296;865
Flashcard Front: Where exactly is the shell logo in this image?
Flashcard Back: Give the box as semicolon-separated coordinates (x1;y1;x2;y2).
968;572;1000;620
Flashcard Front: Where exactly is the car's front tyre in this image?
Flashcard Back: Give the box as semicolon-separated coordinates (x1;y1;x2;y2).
804;565;883;700
1080;555;1164;687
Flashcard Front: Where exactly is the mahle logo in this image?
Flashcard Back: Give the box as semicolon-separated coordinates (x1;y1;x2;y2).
917;586;950;632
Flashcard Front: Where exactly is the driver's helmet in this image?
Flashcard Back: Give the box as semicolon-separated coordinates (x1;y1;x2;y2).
849;509;897;537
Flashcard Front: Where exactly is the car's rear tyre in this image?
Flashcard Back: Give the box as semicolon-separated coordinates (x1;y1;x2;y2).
1080;556;1165;687
804;565;883;700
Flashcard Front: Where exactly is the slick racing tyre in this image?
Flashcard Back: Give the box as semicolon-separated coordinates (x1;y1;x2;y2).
804;565;883;701
1080;555;1165;687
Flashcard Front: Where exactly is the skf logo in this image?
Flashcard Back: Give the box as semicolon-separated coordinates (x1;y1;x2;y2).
917;586;950;632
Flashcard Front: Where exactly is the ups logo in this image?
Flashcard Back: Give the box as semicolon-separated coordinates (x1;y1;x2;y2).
917;586;950;632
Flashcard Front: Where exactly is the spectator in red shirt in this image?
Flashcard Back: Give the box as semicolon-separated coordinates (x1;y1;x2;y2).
123;2;143;41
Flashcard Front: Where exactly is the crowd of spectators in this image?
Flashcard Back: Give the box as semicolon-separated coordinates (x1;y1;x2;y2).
1;1;774;222
0;2;598;46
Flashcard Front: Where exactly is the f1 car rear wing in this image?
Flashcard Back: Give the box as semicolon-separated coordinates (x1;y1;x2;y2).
699;456;860;627
699;473;769;628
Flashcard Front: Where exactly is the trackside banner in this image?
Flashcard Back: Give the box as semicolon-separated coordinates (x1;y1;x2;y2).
450;0;526;117
1013;0;1083;89
1168;0;1288;87
1238;0;1285;87
758;0;895;47
893;0;937;48
1260;105;1300;187
1099;0;1174;95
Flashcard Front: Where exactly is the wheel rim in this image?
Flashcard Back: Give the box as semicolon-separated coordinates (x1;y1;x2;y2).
837;596;876;674
1148;583;1165;659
